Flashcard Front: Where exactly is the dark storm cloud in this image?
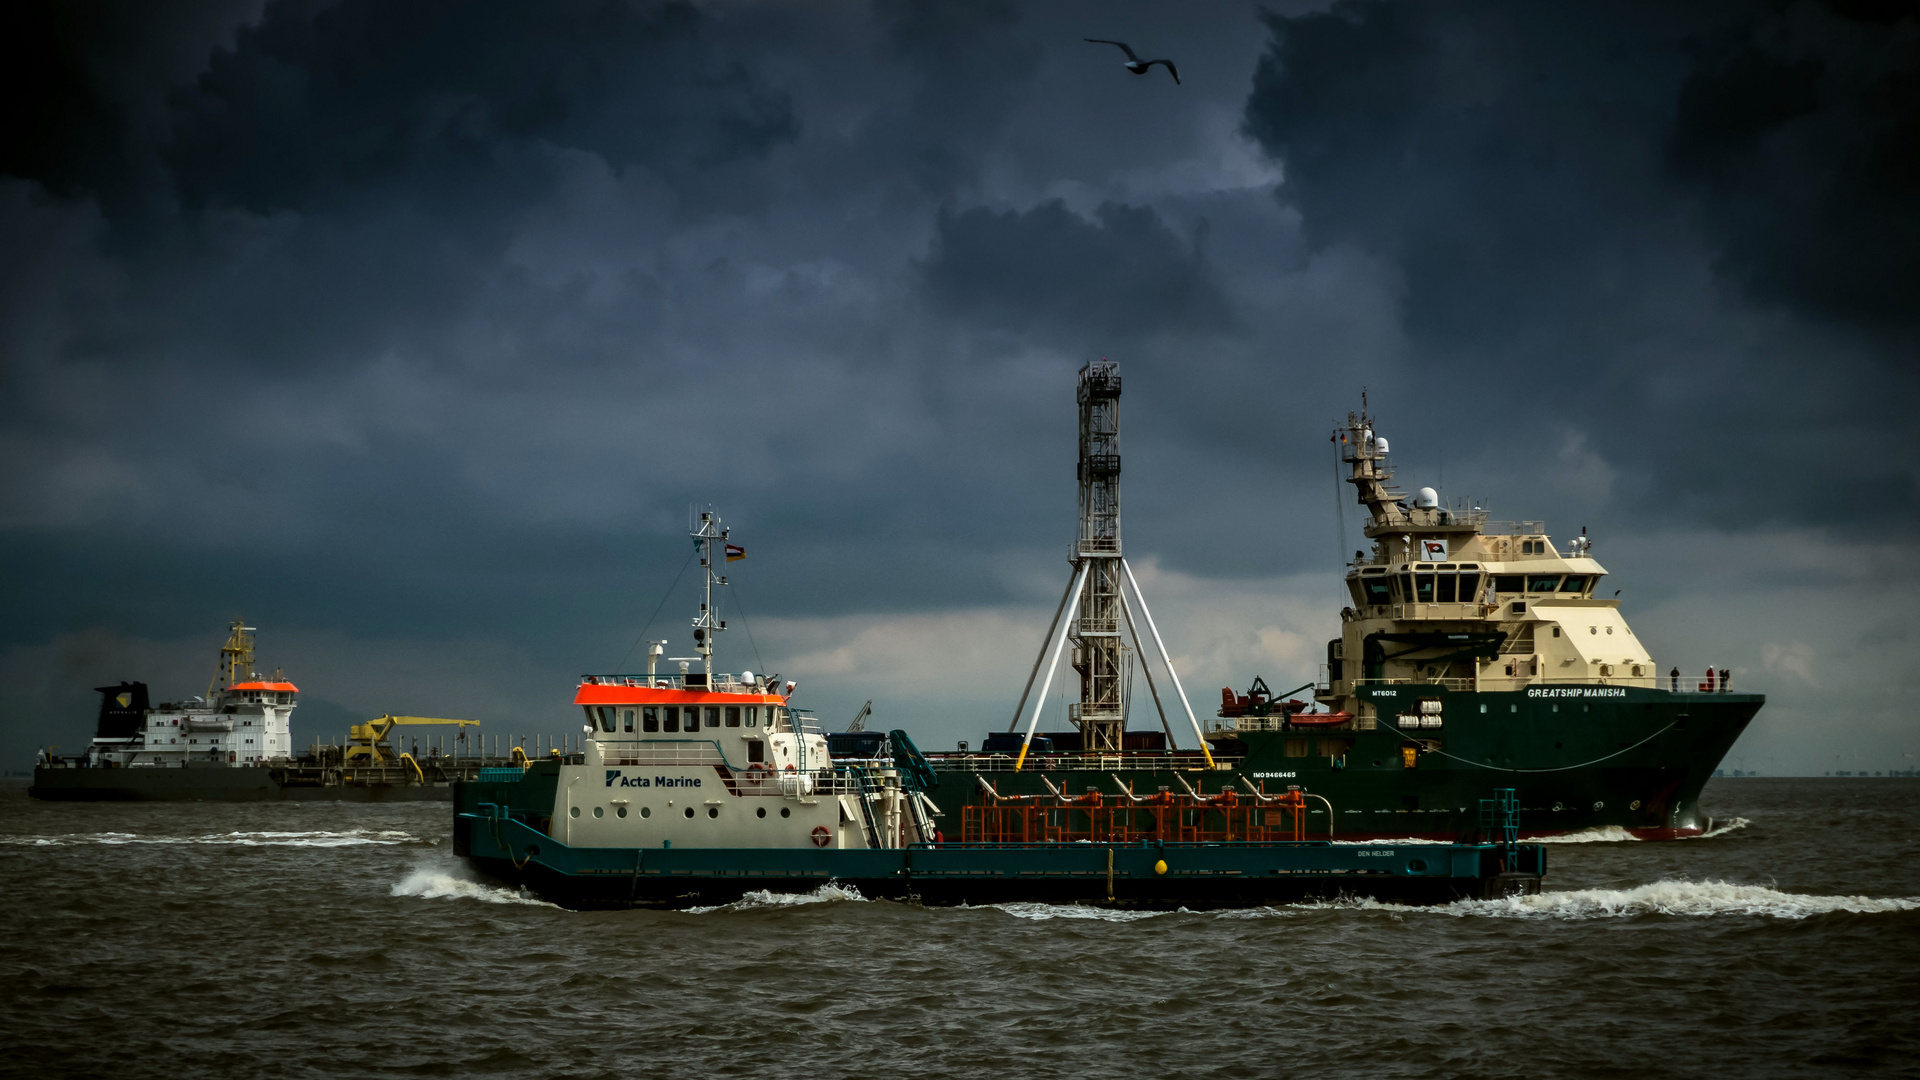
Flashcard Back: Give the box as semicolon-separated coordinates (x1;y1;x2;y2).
163;0;797;216
1666;2;1920;331
920;200;1233;338
1241;0;1920;530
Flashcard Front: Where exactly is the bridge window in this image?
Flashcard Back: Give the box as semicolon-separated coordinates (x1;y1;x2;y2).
705;707;720;729
1495;575;1522;594
663;707;680;733
744;707;759;728
622;709;635;733
1436;574;1457;603
1458;573;1482;601
1527;575;1563;593
1361;577;1392;606
1415;574;1435;602
596;707;617;733
642;707;659;733
725;707;741;728
1560;575;1588;594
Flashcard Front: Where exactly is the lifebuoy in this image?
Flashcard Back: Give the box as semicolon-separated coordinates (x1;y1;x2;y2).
810;825;831;847
784;763;796;771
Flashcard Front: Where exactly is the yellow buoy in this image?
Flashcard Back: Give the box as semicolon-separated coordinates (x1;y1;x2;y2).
1153;859;1168;876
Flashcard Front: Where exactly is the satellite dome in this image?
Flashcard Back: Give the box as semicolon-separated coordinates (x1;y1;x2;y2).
1414;487;1439;509
1374;437;1389;455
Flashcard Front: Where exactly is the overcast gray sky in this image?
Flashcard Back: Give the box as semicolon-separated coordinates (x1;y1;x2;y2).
4;0;1915;775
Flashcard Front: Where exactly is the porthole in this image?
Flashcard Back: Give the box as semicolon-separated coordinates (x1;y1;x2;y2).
780;807;791;819
617;806;628;818
1590;627;1597;635
1630;800;1642;810
640;807;651;818
707;807;719;819
593;806;604;818
1408;859;1428;873
569;806;580;818
1593;801;1605;811
684;807;696;818
1606;627;1614;635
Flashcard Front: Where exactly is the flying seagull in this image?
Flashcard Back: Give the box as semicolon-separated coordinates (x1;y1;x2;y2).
1084;39;1179;84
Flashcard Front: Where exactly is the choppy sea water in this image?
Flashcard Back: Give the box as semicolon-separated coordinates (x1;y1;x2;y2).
3;778;1916;1079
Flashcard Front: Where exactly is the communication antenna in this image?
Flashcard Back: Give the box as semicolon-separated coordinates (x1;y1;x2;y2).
1006;361;1214;771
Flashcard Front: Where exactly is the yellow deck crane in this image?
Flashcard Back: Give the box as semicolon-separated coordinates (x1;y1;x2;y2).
344;716;481;782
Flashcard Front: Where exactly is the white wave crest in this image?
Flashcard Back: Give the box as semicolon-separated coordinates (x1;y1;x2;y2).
391;864;556;907
686;882;867;913
3;828;418;848
1454;880;1920;920
1329;837;1452;845
1534;826;1642;844
1690;816;1752;839
986;903;1173;922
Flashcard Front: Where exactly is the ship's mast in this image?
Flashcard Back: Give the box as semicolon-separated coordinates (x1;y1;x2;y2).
1071;361;1127;752
1008;361;1214;771
689;509;729;681
1339;390;1408;536
206;619;255;699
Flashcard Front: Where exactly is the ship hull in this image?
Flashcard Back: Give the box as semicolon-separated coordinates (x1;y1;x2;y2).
29;764;459;802
927;687;1762;841
453;809;1544;910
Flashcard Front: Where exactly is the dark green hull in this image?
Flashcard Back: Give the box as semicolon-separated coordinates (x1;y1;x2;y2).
927;686;1762;841
452;801;1545;909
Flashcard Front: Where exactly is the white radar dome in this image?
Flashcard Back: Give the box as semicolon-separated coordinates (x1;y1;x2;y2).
1374;437;1389;454
1414;487;1439;509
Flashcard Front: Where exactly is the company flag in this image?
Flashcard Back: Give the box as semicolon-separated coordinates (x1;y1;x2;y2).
725;543;746;562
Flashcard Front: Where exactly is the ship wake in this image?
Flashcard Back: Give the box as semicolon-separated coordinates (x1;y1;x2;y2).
391;859;557;907
686;883;868;913
1280;880;1920;920
5;828;418;847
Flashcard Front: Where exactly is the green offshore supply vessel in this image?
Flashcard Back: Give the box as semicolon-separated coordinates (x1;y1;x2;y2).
916;373;1761;842
453;509;1546;909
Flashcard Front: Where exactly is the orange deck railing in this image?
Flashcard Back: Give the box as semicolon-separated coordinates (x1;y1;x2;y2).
960;789;1309;845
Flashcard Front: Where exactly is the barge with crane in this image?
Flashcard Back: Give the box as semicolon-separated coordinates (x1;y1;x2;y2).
29;621;523;802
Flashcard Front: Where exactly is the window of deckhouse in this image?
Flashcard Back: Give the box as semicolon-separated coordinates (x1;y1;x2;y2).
725;707;741;728
642;707;659;733
1362;577;1392;606
705;707;720;729
1436;574;1457;603
1495;575;1523;594
745;707;758;728
1415;573;1435;602
623;709;635;733
1527;575;1563;594
663;707;680;733
1560;576;1588;594
597;707;616;733
1458;573;1482;601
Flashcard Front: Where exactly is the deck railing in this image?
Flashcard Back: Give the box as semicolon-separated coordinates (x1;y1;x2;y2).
930;751;1238;773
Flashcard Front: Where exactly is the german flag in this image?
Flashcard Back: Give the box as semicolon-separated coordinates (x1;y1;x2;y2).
725;543;746;562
